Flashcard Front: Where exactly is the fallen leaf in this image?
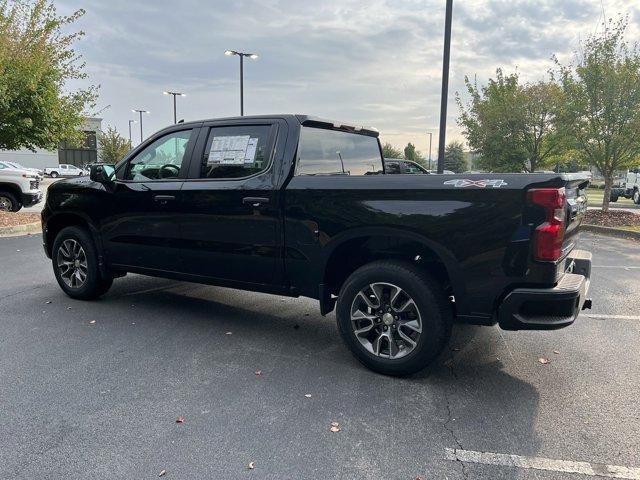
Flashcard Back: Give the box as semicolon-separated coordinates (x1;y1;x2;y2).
416;476;424;480
248;461;255;470
553;350;560;355
538;357;550;364
331;421;339;427
89;320;96;325
176;416;185;424
452;347;460;352
16;249;20;252
225;331;233;335
45;301;52;304
254;370;262;376
330;425;341;433
304;394;312;398
158;470;166;477
67;306;72;310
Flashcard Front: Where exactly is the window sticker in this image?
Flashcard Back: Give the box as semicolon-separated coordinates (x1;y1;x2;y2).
244;137;259;164
208;135;250;165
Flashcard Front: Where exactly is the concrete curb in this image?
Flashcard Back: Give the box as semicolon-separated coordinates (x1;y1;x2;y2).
582;224;640;241
0;221;42;237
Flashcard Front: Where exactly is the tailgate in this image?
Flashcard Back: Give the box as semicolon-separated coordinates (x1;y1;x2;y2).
563;177;589;252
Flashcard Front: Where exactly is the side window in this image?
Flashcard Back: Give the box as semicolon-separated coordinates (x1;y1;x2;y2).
385;162;401;174
200;125;272;179
402;162;420;174
125;129;192;181
296;127;384;176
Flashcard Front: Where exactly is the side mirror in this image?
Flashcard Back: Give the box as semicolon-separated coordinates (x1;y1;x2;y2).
90;164;115;183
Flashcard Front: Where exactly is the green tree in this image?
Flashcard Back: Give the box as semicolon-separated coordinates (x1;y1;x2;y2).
403;142;427;168
0;0;97;151
444;141;467;173
555;17;640;211
99;126;130;164
381;142;403;159
457;70;565;172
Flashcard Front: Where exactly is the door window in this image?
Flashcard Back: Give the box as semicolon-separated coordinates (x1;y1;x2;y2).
200;125;272;179
125;130;193;181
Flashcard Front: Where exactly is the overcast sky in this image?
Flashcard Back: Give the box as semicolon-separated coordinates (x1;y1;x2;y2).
57;0;639;157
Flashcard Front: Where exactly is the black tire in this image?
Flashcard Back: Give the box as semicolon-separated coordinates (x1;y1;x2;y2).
634;189;640;205
336;260;452;376
610;195;618;203
0;191;22;212
50;171;59;178
52;226;113;300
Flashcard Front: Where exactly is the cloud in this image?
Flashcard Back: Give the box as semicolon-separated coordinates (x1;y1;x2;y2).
56;0;638;152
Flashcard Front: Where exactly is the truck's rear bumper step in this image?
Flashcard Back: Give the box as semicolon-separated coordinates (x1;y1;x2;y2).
498;250;592;331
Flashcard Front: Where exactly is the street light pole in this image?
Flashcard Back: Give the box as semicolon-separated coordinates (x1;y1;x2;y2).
427;132;433;170
437;0;453;174
128;120;137;147
132;109;149;142
163;91;185;124
225;50;259;116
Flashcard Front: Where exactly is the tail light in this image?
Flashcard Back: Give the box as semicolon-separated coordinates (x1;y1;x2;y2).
527;187;566;261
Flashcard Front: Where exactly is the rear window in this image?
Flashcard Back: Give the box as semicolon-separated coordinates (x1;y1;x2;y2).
296;127;383;176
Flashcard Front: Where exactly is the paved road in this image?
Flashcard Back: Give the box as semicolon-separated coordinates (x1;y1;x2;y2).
1;233;638;479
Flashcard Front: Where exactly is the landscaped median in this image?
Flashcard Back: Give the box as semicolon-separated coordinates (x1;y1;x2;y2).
583;210;640;241
0;212;42;237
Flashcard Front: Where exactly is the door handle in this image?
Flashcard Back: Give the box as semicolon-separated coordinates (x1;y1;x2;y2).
242;197;269;206
154;195;175;203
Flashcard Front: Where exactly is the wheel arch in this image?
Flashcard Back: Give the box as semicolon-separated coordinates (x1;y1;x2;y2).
45;211;100;258
319;227;466;316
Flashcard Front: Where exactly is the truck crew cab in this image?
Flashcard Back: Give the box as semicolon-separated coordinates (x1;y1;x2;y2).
41;115;592;375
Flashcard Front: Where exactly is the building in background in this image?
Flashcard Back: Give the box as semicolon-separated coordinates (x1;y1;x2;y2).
0;117;102;169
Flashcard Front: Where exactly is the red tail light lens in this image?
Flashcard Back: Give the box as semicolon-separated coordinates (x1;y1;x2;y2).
527;187;566;261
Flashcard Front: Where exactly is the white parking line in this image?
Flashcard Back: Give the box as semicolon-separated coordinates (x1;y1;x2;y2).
592;266;640;270
585;314;640;320
445;448;640;479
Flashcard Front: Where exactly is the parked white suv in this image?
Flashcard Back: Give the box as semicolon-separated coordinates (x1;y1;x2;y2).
0;163;43;212
44;164;88;178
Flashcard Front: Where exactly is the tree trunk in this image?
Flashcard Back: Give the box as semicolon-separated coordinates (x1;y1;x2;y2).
602;174;612;213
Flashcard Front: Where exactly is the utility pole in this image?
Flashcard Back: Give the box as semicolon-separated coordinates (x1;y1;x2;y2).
437;0;453;174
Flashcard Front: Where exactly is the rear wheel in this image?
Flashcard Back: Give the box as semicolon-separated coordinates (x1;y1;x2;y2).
633;189;640;205
336;260;452;376
50;171;59;178
0;191;21;212
52;226;113;300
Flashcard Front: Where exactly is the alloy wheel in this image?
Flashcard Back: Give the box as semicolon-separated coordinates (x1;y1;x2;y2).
57;239;88;288
0;196;13;211
350;282;422;359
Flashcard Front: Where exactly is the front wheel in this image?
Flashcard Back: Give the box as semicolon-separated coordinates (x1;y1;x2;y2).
634;189;640;205
336;260;452;376
52;226;113;300
50;171;59;178
0;191;21;212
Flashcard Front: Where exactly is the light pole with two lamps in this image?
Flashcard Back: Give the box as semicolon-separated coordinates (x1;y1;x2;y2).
224;50;258;116
163;91;185;124
132;109;149;142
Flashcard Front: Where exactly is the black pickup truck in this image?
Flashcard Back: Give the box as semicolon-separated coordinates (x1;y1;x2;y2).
41;115;592;375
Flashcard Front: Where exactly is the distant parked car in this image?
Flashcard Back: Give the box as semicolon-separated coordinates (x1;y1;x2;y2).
0;162;42;212
0;161;43;178
44;164;88;178
384;158;429;174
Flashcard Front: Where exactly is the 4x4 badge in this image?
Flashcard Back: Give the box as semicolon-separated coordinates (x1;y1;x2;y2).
444;179;508;188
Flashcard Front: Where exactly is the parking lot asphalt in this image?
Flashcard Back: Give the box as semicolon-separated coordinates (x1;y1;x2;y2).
1;233;639;480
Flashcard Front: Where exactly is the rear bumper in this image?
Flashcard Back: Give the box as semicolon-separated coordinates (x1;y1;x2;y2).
498;250;592;331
